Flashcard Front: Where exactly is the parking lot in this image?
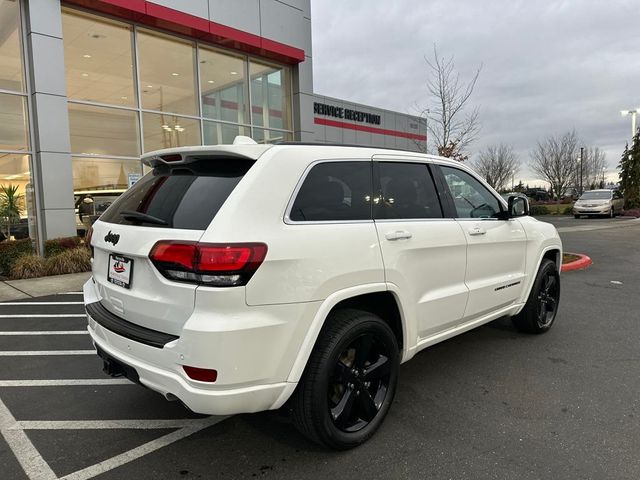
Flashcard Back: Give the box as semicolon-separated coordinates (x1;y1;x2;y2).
1;217;639;479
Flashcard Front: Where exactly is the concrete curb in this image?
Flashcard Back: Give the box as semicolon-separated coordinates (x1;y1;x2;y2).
561;253;592;272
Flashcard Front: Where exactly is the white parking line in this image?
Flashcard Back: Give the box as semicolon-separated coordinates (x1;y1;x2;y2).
0;350;95;356
0;396;57;480
0;379;131;387
60;292;83;295
13;419;209;430
0;314;86;318
0;331;88;336
0;302;84;306
59;417;225;480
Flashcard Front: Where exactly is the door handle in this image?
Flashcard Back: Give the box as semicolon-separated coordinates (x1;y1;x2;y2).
385;230;412;241
468;226;486;236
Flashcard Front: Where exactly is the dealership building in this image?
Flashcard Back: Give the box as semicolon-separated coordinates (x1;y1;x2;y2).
0;0;426;250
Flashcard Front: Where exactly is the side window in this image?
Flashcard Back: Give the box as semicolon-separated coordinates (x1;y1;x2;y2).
440;166;502;218
375;162;443;219
289;161;372;221
614;190;623;199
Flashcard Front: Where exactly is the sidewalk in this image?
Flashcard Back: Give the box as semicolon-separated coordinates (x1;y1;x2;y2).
0;272;91;301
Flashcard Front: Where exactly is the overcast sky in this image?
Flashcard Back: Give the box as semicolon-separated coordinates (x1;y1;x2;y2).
310;0;639;185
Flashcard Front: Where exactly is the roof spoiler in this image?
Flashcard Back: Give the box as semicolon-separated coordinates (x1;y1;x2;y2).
142;138;270;168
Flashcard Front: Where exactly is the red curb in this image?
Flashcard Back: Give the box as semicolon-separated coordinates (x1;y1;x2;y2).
561;253;592;272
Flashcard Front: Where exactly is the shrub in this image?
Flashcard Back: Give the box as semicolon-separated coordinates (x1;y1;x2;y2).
44;236;82;257
10;254;46;279
563;205;574;215
530;205;550;216
0;238;33;276
622;208;640;218
45;247;92;276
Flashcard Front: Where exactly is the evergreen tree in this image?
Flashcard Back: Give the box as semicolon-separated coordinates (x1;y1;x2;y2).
618;131;640;209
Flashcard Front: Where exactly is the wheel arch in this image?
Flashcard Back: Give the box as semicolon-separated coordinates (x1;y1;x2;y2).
286;284;407;384
517;245;562;307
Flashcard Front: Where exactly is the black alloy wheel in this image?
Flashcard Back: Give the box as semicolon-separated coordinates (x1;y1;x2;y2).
512;258;560;334
329;333;392;433
291;309;399;449
536;270;559;329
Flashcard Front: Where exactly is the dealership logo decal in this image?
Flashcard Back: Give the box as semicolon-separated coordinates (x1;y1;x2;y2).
314;102;381;125
104;231;120;246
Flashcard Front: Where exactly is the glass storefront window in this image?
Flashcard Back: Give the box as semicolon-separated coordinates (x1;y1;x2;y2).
203;121;247;145
0;0;24;92
0;93;28;151
250;62;291;131
138;30;198;116
142;113;201;152
69;103;140;157
72;157;141;191
252;128;292;144
62;10;136;107
0;154;36;240
199;47;247;124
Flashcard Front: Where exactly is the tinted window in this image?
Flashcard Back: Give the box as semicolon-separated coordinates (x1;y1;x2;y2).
101;160;253;229
440;166;502;218
289;161;372;221
376;162;443;219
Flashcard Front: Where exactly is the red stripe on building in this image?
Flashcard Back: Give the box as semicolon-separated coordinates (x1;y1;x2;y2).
63;0;305;65
314;118;427;141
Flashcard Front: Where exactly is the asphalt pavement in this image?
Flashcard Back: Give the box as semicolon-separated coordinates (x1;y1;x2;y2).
1;217;639;479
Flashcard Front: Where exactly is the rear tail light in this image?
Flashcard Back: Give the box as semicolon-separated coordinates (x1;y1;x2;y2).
149;241;267;287
183;365;217;383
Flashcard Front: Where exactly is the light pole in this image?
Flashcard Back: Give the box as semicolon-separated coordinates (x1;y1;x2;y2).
621;108;640;137
580;147;584;194
601;167;606;188
511;170;515;191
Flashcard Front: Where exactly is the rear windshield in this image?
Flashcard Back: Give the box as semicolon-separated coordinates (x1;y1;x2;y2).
580;191;611;200
100;160;254;229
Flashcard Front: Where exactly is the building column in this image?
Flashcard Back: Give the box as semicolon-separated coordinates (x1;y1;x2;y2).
24;0;76;245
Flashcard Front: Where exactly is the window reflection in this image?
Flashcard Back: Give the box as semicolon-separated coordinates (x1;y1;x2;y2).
138;30;198;116
62;10;136;106
143;113;201;152
68;103;140;157
0;94;28;151
252;128;291;144
0;0;24;92
72;157;141;191
199;47;247;124
203;121;247;145
250;62;291;131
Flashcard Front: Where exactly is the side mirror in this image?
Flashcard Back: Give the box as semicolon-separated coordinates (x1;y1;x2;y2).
508;195;529;217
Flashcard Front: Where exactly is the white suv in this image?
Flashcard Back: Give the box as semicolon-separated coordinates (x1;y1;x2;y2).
84;140;562;449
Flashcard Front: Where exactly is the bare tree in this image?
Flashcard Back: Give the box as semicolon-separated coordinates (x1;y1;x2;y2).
529;131;579;202
416;44;482;160
582;147;606;189
473;144;519;191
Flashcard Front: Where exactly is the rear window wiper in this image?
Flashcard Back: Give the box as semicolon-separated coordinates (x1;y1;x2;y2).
120;210;168;226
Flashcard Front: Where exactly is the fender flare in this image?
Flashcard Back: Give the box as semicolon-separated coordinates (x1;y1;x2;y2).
285;282;408;383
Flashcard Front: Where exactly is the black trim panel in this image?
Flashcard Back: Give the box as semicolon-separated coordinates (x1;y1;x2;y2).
86;301;179;349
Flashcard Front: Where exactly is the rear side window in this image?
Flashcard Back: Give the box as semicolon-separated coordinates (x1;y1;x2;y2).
289;161;372;222
375;162;443;219
100;160;253;229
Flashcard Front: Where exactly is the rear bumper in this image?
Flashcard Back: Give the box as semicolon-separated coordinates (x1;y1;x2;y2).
84;278;312;415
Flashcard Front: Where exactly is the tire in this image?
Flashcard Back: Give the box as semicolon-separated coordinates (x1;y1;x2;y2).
574;214;580;219
290;309;399;450
512;259;560;334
